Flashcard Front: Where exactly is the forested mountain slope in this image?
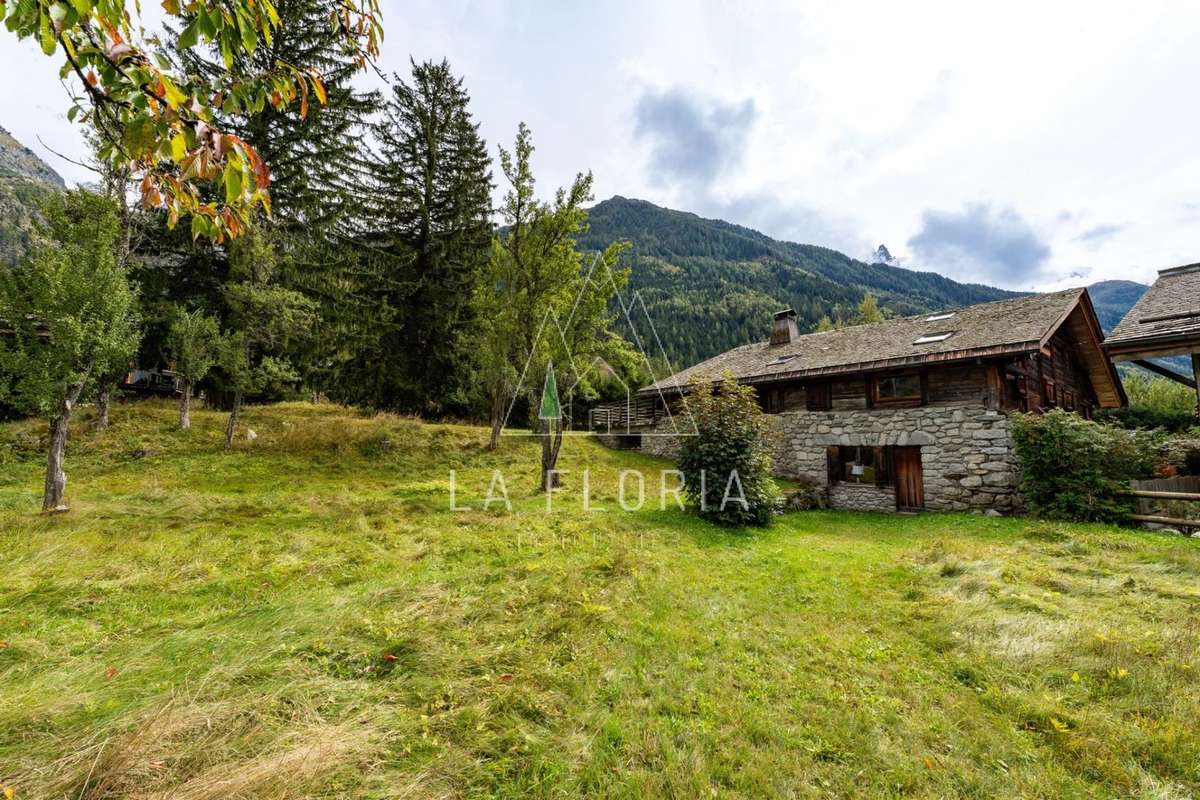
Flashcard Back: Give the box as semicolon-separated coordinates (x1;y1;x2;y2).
0;125;64;265
576;196;1022;365
1088;279;1150;333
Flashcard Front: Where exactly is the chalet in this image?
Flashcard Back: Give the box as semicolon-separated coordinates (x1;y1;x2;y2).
626;288;1125;512
1104;262;1200;416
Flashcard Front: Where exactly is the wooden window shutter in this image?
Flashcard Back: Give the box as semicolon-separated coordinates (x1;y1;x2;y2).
874;446;893;487
826;446;840;484
807;382;831;411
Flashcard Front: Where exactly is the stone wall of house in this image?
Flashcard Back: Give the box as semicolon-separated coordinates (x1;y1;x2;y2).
767;405;1018;512
828;482;897;513
625;403;1019;513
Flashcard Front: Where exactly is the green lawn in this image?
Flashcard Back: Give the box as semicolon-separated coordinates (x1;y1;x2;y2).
2;401;1199;799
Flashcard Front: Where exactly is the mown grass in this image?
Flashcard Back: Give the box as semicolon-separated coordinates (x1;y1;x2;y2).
1;400;1199;799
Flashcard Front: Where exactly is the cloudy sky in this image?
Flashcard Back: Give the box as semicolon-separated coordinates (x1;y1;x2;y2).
3;0;1198;289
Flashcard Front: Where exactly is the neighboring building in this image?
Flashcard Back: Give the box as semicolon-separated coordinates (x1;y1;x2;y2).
1104;262;1200;417
623;288;1125;512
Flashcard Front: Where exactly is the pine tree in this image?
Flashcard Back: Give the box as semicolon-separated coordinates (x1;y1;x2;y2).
177;0;380;235
359;59;494;414
172;0;382;397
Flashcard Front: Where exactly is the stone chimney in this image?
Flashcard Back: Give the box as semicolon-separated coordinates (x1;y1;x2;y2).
770;308;799;346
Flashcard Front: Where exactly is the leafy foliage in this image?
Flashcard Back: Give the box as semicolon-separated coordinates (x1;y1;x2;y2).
219;225;316;399
1010;410;1161;524
1;0;382;240
677;373;780;526
478;123;633;471
0;190;139;416
165;306;220;386
1097;369;1197;432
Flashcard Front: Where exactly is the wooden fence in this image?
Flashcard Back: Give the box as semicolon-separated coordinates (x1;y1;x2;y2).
588;396;662;432
1122;476;1200;530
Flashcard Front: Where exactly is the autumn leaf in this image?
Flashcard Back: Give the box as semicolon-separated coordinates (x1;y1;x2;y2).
498;673;514;683
105;666;117;680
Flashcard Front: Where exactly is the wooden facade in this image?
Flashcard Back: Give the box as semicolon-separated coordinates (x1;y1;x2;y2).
754;335;1101;420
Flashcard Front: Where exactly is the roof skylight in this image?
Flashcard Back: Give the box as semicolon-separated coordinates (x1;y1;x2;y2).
924;312;956;322
913;331;956;345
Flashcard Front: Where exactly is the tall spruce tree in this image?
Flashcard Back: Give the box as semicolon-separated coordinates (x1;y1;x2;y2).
358;59;494;414
176;0;379;234
170;0;382;397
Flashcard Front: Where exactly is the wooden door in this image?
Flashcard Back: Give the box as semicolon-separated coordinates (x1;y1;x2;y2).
894;446;925;510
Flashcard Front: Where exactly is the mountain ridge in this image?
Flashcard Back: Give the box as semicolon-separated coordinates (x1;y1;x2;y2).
0;124;64;266
577;196;1161;368
577;196;1025;365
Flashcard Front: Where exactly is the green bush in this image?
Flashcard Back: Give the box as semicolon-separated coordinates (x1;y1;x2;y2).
1011;410;1161;524
1098;371;1197;432
677;373;781;527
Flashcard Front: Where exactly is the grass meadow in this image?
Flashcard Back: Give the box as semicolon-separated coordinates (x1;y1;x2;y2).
1;400;1199;798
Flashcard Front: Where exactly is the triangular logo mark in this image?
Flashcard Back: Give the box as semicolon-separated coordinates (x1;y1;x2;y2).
539;362;561;420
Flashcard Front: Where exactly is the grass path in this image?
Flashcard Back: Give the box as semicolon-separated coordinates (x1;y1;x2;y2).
1;401;1199;798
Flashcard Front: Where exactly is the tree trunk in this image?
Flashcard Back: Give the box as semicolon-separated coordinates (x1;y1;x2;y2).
179;379;192;430
43;381;85;512
94;385;111;430
224;391;243;451
539;416;564;489
488;385;506;451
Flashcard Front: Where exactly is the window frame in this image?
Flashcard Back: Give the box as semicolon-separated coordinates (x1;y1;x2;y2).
870;371;926;407
826;445;894;488
806;380;832;411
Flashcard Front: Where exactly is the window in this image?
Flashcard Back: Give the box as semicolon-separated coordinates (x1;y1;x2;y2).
759;384;804;413
873;373;923;404
1003;373;1029;412
924;312;956;322
913;331;956;344
827;446;893;487
1042;379;1056;409
806;381;831;411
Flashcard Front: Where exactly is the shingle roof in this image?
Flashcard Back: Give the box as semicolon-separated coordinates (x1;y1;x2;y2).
1106;263;1200;351
644;288;1088;393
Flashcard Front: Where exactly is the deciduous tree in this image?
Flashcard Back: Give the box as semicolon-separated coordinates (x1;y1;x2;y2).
166;306;220;429
1;0;382;241
0;190;140;510
479;123;631;487
219;226;315;448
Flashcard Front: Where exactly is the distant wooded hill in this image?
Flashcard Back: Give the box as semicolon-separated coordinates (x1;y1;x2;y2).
576;197;1168;371
576;196;1023;366
0;125;64;266
1087;279;1151;333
